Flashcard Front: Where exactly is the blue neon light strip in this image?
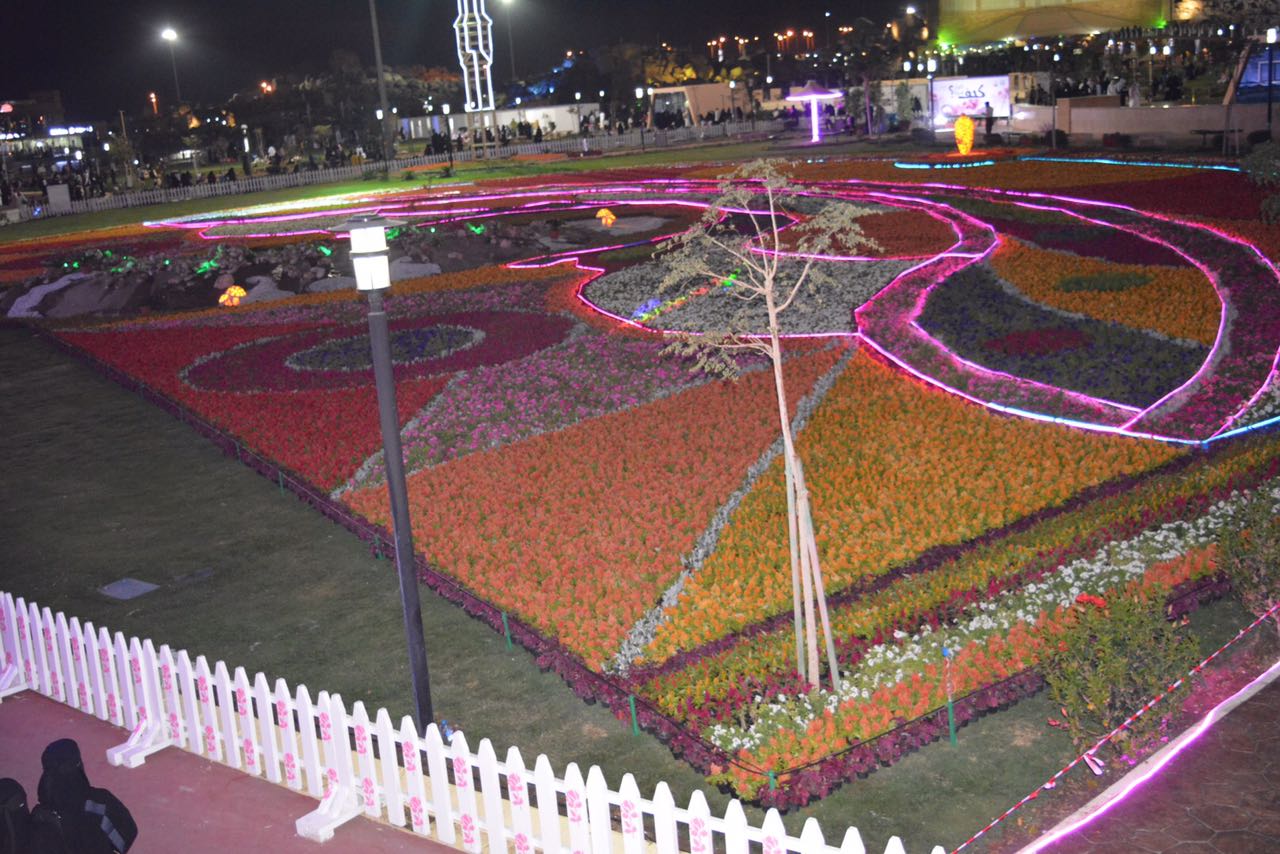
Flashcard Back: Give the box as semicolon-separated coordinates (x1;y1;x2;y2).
893;160;997;170
1018;156;1241;173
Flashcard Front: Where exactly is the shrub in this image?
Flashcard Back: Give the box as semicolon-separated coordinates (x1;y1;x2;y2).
1102;133;1132;149
1241;140;1280;223
1216;492;1280;637
1043;129;1069;147
1043;587;1198;756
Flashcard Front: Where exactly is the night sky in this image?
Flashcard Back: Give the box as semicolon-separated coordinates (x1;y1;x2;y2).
5;1;893;120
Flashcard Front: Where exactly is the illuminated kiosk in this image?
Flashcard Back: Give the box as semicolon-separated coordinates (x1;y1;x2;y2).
453;0;497;149
786;80;840;144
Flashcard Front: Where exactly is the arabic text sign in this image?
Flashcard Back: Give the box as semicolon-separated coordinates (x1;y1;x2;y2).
931;76;1010;126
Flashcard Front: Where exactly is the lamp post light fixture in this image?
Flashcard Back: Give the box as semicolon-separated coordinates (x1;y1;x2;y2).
334;214;435;734
160;27;182;104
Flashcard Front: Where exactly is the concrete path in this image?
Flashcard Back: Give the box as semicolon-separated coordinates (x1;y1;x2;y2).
1030;676;1280;853
0;691;456;853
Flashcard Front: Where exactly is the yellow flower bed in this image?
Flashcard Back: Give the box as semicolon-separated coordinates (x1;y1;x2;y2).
990;239;1219;345
645;349;1182;660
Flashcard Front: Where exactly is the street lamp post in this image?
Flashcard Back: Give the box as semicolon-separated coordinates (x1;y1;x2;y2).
161;27;182;104
367;0;396;168
500;0;517;81
1268;28;1277;139
335;214;434;734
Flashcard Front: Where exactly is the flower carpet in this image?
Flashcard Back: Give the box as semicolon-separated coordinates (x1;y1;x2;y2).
26;157;1280;806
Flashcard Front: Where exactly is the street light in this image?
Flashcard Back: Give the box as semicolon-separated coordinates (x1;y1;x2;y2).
1268;28;1277;139
160;27;182;104
500;0;517;81
367;0;395;167
334;214;434;735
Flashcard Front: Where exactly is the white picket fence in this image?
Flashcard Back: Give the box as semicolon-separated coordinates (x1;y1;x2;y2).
54;120;782;218
0;590;938;853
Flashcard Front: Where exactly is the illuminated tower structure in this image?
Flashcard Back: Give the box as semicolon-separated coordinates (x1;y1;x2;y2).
454;0;496;119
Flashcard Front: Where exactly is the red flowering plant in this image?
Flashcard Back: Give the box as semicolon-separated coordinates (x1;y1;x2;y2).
1043;585;1198;756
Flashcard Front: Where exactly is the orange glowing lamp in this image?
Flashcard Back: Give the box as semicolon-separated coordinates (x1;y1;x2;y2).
954;115;976;156
218;285;247;307
596;208;617;228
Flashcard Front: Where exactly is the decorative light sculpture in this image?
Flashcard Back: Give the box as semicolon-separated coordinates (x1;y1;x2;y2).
786;80;840;143
454;1;496;115
218;285;246;307
954;114;975;155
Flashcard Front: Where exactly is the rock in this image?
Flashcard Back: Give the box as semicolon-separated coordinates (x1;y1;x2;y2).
214;272;236;291
6;272;90;318
306;276;357;293
241;278;293;304
43;274;151;318
389;257;442;281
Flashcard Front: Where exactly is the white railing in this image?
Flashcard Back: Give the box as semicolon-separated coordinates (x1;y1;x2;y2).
0;590;938;853
51;120;783;219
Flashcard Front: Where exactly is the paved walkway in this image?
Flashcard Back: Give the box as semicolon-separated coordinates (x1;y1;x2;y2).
1032;676;1280;853
0;691;456;853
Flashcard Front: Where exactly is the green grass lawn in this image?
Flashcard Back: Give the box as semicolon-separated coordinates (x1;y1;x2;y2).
0;135;936;246
0;324;1265;852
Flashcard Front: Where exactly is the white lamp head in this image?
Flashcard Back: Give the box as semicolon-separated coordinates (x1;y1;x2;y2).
334;215;405;292
161;27;178;42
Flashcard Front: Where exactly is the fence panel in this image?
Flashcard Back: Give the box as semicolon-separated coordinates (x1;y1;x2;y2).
0;590;931;854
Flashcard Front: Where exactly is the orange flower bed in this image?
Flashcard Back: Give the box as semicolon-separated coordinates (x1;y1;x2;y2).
343;347;842;667
647;350;1181;660
989;239;1219;345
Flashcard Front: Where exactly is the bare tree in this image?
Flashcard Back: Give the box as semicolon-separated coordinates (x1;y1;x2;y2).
655;159;877;690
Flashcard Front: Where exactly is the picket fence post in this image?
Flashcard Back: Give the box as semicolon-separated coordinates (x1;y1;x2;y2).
586;764;612;854
651;781;679;852
687;789;714;854
723;798;750;854
106;636;173;767
563;762;592;854
295;691;362;842
533;753;562;853
477;739;506;851
450;730;482;852
0;594;26;700
504;746;534;853
423;722;456;844
398;717;430;836
618;773;645;854
374;708;402;823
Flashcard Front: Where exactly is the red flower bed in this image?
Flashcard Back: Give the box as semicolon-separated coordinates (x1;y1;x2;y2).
981;327;1091;357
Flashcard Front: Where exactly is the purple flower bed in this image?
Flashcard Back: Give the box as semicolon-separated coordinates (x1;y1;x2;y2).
381;334;706;478
982;215;1189;267
918;266;1208;408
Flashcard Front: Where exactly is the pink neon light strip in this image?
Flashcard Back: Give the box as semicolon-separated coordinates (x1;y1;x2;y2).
144;176;1279;444
997;608;1280;854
